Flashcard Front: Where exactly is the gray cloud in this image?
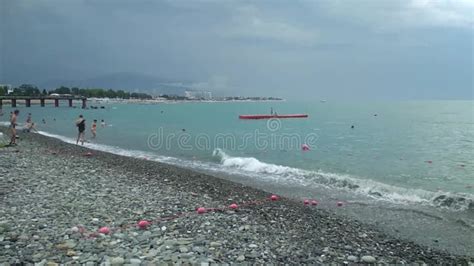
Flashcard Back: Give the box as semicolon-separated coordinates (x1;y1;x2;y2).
0;0;472;100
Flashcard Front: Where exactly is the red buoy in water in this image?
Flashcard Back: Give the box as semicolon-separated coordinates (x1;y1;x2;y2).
301;144;310;151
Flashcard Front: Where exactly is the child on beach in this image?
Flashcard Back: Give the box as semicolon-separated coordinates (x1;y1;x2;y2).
9;110;19;145
91;120;97;138
75;115;86;145
23;122;38;133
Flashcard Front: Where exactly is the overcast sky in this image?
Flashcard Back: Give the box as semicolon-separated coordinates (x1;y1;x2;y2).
1;0;473;100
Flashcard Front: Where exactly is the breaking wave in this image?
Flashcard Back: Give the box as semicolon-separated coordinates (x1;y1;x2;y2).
212;148;474;212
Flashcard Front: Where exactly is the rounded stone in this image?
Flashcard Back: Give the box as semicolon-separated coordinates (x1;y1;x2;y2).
361;256;376;263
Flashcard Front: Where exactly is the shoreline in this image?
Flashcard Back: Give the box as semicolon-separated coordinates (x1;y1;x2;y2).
89;98;286;104
1;127;472;264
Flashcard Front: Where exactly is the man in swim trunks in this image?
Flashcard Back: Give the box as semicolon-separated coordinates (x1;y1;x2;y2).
91;119;97;138
76;115;86;145
9;110;19;145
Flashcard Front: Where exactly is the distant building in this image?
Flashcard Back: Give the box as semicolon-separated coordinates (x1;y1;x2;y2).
0;84;13;94
185;90;213;100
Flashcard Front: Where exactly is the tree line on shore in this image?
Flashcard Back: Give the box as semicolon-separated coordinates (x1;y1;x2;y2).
0;84;152;99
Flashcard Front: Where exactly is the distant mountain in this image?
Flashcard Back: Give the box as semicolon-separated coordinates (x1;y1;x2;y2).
39;72;193;96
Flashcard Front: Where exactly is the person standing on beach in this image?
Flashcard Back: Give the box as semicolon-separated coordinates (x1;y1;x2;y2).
26;113;32;124
101;119;105;128
75;115;86;145
9;110;19;145
91;119;97;138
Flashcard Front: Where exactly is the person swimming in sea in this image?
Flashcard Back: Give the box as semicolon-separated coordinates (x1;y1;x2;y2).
91;119;97;138
75;115;86;145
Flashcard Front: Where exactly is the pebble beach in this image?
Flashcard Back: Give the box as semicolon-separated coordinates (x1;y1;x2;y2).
0;127;472;265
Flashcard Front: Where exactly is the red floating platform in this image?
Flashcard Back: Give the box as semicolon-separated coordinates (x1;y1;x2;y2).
239;114;308;120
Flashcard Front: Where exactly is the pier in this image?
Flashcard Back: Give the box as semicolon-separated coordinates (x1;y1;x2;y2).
0;96;87;109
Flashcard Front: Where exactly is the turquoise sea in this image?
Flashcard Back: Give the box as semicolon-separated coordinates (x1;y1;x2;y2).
1;100;473;254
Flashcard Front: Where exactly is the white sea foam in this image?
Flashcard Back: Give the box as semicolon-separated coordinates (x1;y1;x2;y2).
35;131;473;212
212;148;473;211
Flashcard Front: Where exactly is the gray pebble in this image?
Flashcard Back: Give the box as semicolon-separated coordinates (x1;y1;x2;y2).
210;241;222;247
129;258;141;266
347;255;358;262
361;255;377;263
237;255;245;262
110;257;125;265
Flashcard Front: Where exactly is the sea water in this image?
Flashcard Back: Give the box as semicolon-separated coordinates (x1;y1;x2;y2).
1;100;473;254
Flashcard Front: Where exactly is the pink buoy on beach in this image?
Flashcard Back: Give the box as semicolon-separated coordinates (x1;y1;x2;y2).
301;144;310;151
311;200;318;206
197;207;206;214
336;201;344;207
229;203;238;210
98;226;110;234
84;152;93;157
304;199;310;205
138;220;150;229
270;195;279;201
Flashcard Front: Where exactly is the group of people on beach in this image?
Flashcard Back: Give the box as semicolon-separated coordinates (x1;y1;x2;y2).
75;115;106;145
3;109;106;146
